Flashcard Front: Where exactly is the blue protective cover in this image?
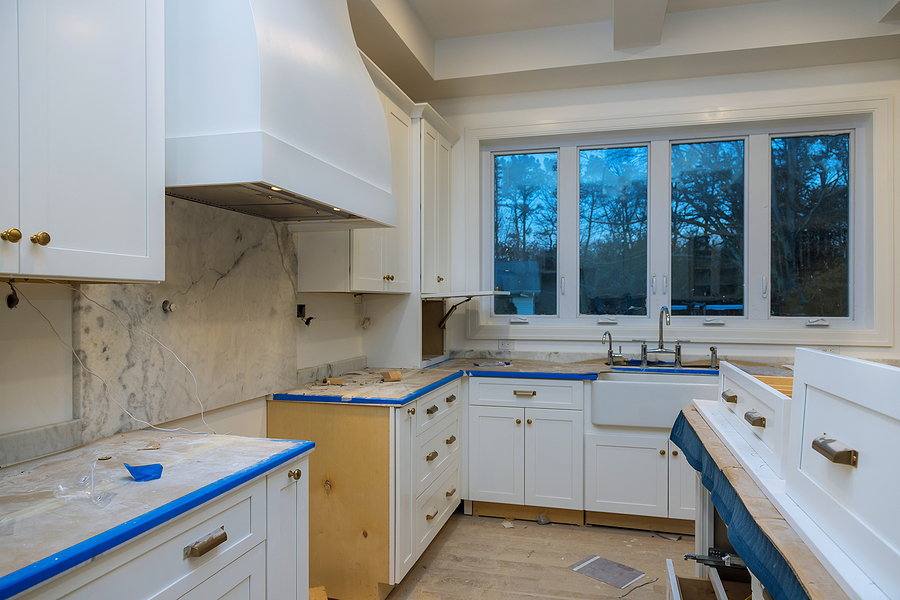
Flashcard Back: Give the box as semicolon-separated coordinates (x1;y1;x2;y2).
670;412;810;600
124;462;163;482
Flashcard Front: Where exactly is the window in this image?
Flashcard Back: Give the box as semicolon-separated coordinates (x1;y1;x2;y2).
487;120;867;335
493;152;558;316
579;146;648;316
670;139;745;316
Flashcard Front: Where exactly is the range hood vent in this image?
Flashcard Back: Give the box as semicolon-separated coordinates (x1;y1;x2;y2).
164;0;397;229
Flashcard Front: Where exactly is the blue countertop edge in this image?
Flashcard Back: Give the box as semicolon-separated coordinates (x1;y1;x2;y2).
0;439;315;600
272;370;600;405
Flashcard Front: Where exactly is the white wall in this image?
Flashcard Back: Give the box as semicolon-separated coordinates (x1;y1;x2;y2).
433;59;900;363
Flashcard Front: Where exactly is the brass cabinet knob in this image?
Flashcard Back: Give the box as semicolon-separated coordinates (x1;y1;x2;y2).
437;276;444;283
516;418;521;425
30;231;51;246
659;449;666;456
526;419;533;425
1;228;22;243
287;469;302;480
407;407;416;415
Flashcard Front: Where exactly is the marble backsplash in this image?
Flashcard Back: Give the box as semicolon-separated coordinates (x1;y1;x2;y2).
72;198;300;443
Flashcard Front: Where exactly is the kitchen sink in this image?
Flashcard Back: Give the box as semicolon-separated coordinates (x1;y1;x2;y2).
591;370;718;428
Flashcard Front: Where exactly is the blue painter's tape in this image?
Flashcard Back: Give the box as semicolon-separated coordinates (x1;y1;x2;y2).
670;413;809;600
465;371;598;381
0;439;314;600
273;371;465;406
124;462;163;482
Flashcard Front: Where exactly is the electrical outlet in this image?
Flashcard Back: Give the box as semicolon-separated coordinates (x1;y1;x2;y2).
296;304;305;319
498;340;515;350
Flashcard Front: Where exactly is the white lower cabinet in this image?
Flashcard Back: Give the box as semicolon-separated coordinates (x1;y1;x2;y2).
585;431;694;520
468;379;584;511
20;455;310;600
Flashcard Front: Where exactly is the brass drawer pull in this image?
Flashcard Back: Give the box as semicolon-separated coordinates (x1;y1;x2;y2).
426;450;439;462
812;435;859;467
426;508;438;521
288;469;302;480
183;526;227;559
445;435;456;445
721;389;737;404
426;405;439;415
744;410;766;428
445;394;457;404
513;390;536;397
445;486;457;497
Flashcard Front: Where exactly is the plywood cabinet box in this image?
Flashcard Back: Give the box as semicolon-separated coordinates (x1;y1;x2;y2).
268;379;462;600
0;0;164;283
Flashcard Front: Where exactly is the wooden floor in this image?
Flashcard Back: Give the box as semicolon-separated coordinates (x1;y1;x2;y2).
386;509;697;600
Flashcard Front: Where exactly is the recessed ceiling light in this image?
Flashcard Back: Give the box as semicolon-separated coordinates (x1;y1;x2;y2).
270;186;281;191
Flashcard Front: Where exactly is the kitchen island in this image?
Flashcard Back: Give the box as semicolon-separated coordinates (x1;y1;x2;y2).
0;430;314;600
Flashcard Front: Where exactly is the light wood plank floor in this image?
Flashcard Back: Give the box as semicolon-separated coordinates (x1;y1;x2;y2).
387;510;697;600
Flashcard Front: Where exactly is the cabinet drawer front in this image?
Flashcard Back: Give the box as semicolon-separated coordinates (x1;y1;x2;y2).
415;458;460;557
36;480;266;600
786;350;900;599
718;362;790;477
415;415;461;499
415;381;461;436
469;378;581;409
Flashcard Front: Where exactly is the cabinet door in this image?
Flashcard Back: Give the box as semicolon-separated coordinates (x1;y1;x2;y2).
394;405;416;583
266;456;309;600
584;432;668;518
0;0;18;275
380;99;411;293
350;92;410;293
17;0;164;281
178;542;266;600
468;405;524;504
435;132;451;294
668;440;696;520
525;408;583;510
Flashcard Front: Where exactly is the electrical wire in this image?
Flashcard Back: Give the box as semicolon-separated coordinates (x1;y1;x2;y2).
14;281;216;435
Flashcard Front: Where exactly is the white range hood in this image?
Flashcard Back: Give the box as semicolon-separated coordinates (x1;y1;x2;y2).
164;0;397;229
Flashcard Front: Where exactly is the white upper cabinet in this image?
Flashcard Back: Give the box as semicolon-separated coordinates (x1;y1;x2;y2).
0;0;164;282
350;92;412;293
415;106;457;295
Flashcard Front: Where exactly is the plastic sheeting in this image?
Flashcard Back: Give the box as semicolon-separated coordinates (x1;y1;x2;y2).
670;412;810;600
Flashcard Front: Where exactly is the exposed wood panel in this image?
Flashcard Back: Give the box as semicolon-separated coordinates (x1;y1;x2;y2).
268;401;392;600
472;501;585;526
586;512;695;535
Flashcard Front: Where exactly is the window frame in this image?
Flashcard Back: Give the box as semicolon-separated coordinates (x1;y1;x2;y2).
472;100;888;348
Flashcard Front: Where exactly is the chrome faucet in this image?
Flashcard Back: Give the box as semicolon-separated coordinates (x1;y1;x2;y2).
601;330;624;366
657;306;670;350
646;306;676;364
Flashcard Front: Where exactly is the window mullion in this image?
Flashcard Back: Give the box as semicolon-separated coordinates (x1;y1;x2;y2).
647;140;671;318
558;146;578;319
747;134;770;322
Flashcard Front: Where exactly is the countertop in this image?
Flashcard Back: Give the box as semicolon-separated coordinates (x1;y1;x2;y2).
0;430;314;599
272;357;788;407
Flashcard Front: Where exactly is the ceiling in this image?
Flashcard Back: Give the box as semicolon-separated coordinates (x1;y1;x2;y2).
348;0;900;102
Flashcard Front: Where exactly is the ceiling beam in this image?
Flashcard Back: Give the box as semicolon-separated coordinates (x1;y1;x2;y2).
613;0;669;50
880;0;900;22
